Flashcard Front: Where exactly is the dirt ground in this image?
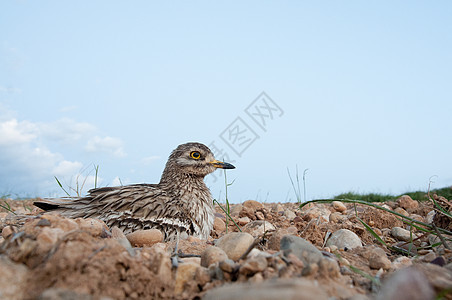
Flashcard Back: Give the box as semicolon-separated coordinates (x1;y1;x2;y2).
1;196;451;299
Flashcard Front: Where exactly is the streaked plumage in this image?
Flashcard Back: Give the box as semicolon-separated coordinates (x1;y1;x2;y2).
34;142;235;241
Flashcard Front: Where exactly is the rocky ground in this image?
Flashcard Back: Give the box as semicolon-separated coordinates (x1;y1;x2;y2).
1;194;452;300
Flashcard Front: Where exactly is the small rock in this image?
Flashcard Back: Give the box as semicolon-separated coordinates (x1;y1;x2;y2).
111;226;133;253
43;215;78;232
418;251;436;263
36;218;51;227
280;235;323;266
219;259;237;273
203;278;328;300
237;217;250;225
2;226;14;239
242;200;264;210
286;253;304;268
413;263;452;291
283;209;296;220
242;220;276;237
332;201;347;212
302;206;330;223
126;229;163;247
430;256;446;267
426;210;435;224
326;229;362;250
36;227;65;251
376;267;434;300
201;246;228;267
174;262;199;295
213;217;226;232
230;204;243;217
397;195;419;210
216;232;254;261
391;227;416;242
239;256;268;276
255;211;265;220
329;212;347;223
409;214;424;223
268;229;289;251
392;256;412;269
367;247;391;270
318;257;340;278
273;203;284;213
0;255;29;300
75;218;108;237
394;207;409;217
286;226;298;235
195;266;211;287
38;288;101;300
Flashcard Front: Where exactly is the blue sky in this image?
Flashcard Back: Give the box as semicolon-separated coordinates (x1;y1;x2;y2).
1;1;451;202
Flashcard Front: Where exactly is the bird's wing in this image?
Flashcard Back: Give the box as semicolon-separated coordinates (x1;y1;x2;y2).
37;184;192;237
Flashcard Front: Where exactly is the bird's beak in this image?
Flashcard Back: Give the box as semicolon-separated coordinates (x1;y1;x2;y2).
209;160;235;169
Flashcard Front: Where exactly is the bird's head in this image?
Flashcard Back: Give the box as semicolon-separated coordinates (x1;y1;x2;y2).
164;142;235;178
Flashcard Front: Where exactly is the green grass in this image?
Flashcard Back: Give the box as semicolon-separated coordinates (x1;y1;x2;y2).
333;186;452;203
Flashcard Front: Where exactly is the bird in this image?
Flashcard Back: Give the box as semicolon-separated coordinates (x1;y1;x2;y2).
34;142;235;241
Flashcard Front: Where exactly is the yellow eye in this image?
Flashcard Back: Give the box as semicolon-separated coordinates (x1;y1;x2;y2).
190;151;201;159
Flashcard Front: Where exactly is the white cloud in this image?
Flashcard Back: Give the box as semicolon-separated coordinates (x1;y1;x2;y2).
0;113;126;196
52;160;84;177
39;118;97;144
85;136;126;157
0;119;37;145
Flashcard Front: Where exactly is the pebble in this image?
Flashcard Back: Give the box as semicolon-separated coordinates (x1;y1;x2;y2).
214;217;226;232
174;262;199;295
414;263;452;291
329;212;347;223
242;200;264;210
326;229;363;249
0;255;29;300
36;227;65;251
219;259;237;273
391;227;416;242
302;206;330;223
283;209;296;220
126;229;163;247
242;220;276;237
367;247;391;270
397;195;419;210
111;226;133;253
203;278;328;300
75;218;108;237
2;226;14;239
394;207;409;217
391;256;412;269
376;267;434;300
230;204;243;217
318;257;341;278
237;217;251;225
332;201;347;213
280;235;323;266
418;251;436;263
239;256;268;276
426;210;435;224
273;203;284;213
201;246;228;267
216;232;254;261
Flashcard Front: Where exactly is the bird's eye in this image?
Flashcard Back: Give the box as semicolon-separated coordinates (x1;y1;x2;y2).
190;151;201;159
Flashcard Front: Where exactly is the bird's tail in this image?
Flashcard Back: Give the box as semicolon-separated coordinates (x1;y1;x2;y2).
33;198;78;211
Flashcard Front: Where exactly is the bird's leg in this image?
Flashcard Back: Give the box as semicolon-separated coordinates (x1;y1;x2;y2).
171;231;182;268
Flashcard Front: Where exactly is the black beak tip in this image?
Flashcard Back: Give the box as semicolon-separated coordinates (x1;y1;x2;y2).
223;163;235;169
